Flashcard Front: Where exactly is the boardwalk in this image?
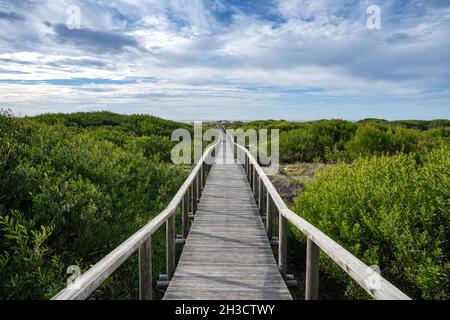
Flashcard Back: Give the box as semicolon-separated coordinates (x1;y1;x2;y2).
52;129;410;301
164;135;292;300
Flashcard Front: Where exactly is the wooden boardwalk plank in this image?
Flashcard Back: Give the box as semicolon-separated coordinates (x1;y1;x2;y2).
164;136;292;300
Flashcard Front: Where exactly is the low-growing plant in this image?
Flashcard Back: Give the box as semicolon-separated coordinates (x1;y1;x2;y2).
344;124;419;159
0;112;190;299
279;120;356;163
0;212;65;299
292;145;450;299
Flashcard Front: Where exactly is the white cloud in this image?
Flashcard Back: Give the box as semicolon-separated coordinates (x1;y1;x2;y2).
0;0;449;119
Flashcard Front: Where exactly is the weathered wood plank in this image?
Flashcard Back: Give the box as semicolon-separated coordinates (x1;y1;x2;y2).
164;136;292;300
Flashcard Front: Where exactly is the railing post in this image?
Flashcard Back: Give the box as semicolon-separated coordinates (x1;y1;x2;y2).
182;191;189;239
166;213;175;280
248;163;252;186
266;192;273;239
244;155;247;174
252;166;257;194
247;157;250;177
255;176;259;204
278;212;288;279
258;179;264;212
197;169;202;198
200;163;203;190
305;238;320;300
139;236;152;300
192;177;198;214
246;156;250;178
202;162;207;187
253;168;256;194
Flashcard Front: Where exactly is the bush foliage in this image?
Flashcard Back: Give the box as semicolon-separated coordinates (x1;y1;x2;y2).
0;111;189;299
229;119;448;163
292;146;450;299
2;113;449;300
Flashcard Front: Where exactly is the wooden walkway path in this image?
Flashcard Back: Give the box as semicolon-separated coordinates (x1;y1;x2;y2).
163;135;292;300
52;128;410;301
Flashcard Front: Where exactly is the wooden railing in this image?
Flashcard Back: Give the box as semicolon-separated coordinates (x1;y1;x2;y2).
52;135;221;300
228;130;411;300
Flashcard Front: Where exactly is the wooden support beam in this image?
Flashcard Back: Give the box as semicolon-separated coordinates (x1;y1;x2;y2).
252;166;257;195
258;180;264;213
175;236;186;245
199;164;203;191
182;191;189;239
244;156;248;175
198;169;202;196
166;213;176;280
270;237;279;246
156;275;169;290
249;163;253;188
266;193;273;239
278;214;288;279
305;238;320;300
254;171;258;200
202;163;207;187
139;236;152;300
192;177;197;214
247;157;250;177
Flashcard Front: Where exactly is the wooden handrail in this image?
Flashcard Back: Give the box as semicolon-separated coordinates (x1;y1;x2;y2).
52;135;222;300
227;130;411;300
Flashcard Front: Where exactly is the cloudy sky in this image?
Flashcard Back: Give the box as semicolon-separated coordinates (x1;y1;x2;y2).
0;0;449;120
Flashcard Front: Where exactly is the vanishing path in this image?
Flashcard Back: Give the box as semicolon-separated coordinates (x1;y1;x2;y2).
52;128;409;301
163;133;292;300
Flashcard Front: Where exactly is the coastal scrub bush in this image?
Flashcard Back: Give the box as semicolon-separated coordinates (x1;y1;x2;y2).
292;145;450;299
0;112;189;299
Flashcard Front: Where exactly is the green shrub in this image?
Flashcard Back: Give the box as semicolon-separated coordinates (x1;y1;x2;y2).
344;124;419;159
0;212;65;299
279;120;357;163
228;118;448;165
0;112;189;299
292;145;450;299
125;135;174;162
34;112;192;138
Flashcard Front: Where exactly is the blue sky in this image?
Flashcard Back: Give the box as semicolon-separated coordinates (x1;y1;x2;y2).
0;0;449;120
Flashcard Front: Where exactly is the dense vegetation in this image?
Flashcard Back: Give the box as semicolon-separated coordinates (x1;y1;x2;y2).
227;119;449;163
1;112;448;300
0;111;192;299
228;118;449;299
293;146;449;299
